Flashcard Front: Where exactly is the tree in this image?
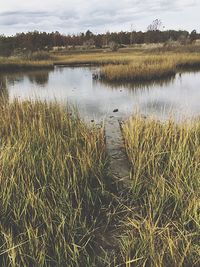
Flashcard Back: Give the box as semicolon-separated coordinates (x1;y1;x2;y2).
0;36;14;56
190;30;197;43
109;41;119;52
85;30;93;39
178;34;190;45
147;19;162;31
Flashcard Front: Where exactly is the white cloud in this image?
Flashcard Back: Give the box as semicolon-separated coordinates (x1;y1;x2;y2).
0;0;199;35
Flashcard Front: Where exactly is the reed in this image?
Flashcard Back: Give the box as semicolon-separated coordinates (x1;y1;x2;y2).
100;53;200;82
54;52;132;66
120;116;200;267
0;100;109;267
0;100;199;266
0;58;54;71
100;60;176;82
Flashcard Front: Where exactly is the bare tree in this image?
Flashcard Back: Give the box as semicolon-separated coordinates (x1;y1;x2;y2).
147;19;162;31
130;24;136;45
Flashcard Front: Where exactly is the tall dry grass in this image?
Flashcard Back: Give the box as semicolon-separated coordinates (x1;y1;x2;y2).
100;53;200;82
0;100;109;267
100;59;176;82
120;116;200;266
0;57;53;71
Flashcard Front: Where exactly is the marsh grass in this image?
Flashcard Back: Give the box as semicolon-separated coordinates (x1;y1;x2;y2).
100;60;176;82
100;53;200;82
0;100;111;267
121;116;200;266
1;46;200;77
54;52;131;66
0;57;53;71
26;51;52;61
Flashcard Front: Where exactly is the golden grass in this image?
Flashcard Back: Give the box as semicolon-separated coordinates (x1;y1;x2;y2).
100;53;200;82
100;60;176;82
54;52;132;66
0;100;109;266
120;116;200;266
0;57;54;71
0;99;199;266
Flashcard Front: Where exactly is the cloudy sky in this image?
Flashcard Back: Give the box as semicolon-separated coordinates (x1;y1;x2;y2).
0;0;199;36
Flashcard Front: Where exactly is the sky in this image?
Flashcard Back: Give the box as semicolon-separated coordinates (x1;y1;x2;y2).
0;0;199;36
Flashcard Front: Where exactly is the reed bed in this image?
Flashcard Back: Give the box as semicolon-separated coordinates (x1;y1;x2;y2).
120;116;200;267
100;53;200;82
0;100;109;267
176;54;200;69
100;60;176;82
0;58;54;71
54;52;132;66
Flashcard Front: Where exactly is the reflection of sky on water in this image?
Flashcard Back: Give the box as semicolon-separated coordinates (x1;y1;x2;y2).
3;66;200;121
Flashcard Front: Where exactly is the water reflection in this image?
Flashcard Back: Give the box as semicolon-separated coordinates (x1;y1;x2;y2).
6;70;51;87
27;71;50;86
1;67;200;121
96;75;176;91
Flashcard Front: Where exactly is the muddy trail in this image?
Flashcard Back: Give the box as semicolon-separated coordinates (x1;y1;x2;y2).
93;115;132;266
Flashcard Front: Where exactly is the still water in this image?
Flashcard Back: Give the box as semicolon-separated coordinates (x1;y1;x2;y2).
1;66;200;121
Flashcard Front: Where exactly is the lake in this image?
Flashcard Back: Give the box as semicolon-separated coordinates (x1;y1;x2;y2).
1;66;200;121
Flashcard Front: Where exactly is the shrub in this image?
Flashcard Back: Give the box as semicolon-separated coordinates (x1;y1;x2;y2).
27;51;52;61
109;41;119;52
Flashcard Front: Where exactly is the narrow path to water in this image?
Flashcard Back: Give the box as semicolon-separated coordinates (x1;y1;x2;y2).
105;116;130;189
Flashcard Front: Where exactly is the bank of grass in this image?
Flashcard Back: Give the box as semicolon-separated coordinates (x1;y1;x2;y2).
0;100;111;267
100;53;200;82
120;116;200;266
54;52;132;66
0;57;54;71
100;60;176;82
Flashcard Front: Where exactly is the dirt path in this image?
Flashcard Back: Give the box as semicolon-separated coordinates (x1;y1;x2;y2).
94;115;131;265
105;116;131;189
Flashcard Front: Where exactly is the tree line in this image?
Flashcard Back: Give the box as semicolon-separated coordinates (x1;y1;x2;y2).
0;28;199;56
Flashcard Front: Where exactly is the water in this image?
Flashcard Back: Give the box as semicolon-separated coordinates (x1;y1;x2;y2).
1;66;200;121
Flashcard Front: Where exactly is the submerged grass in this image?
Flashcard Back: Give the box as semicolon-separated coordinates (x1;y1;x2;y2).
120;116;200;267
0;100;111;267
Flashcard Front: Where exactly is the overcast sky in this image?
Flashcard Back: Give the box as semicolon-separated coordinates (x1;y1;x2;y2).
0;0;199;36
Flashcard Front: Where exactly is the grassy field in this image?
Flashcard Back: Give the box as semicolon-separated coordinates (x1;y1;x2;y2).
120;116;200;267
0;100;113;267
